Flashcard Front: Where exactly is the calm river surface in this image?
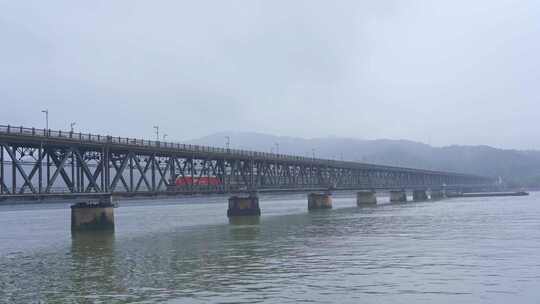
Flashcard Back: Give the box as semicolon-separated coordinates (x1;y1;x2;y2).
1;192;539;303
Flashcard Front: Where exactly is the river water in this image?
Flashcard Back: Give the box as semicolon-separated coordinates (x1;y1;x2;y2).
0;192;539;303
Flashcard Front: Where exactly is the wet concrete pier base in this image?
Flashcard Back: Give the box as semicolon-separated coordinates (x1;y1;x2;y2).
357;190;377;206
308;193;333;210
227;194;261;217
71;197;115;231
430;190;445;200
413;189;429;202
390;190;407;203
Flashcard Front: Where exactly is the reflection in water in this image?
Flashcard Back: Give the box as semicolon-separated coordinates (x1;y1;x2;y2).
228;215;261;226
71;230;116;254
1;194;540;303
69;231;116;303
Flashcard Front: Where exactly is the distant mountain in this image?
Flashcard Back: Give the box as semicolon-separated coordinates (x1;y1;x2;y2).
186;132;540;187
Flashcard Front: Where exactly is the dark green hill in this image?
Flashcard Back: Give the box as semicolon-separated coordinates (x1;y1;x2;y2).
187;132;540;187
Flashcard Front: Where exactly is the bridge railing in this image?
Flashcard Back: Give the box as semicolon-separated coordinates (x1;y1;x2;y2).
0;124;320;164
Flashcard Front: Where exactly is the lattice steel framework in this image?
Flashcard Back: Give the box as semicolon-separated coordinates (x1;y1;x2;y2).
0;125;493;198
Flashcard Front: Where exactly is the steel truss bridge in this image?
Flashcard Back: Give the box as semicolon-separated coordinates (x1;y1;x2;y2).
0;125;493;200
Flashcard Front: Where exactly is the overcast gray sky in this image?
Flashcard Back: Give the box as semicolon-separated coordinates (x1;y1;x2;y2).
1;1;539;149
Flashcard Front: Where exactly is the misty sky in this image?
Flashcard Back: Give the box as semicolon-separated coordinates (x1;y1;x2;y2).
1;1;539;149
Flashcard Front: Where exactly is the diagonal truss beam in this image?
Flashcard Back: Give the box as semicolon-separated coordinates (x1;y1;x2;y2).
155;157;170;190
110;153;130;191
73;149;101;192
17;148;45;194
134;155;152;191
2;144;38;194
46;148;73;192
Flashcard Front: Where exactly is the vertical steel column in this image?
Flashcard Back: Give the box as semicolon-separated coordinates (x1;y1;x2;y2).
103;145;110;192
151;154;156;192
0;145;3;194
38;145;42;193
12;145;16;193
205;159;210;193
249;157;254;190
169;156;175;190
71;151;75;192
223;159;229;192
129;156;134;192
46;149;50;193
99;153;104;192
189;157;194;193
80;152;84;191
76;154;81;192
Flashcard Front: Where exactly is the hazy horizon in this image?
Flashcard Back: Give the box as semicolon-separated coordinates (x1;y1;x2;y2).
184;130;532;151
2;1;539;149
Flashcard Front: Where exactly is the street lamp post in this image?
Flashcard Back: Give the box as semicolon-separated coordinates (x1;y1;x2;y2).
225;136;230;150
41;109;49;132
40;109;49;192
70;122;76;132
153;126;159;141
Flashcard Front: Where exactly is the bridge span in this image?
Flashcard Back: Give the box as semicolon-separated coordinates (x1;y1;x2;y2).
0;125;493;230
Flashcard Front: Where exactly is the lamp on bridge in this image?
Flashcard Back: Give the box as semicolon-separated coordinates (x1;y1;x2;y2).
41;109;49;131
153;125;159;141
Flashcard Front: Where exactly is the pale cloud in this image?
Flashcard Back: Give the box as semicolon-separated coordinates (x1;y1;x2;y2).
1;0;538;149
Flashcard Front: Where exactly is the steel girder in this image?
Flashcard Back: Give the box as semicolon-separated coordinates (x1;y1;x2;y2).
0;140;490;197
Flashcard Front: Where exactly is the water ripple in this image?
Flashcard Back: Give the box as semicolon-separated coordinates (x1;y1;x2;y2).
0;194;539;303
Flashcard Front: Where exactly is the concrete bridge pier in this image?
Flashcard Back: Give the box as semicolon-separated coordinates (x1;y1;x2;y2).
430;190;445;200
413;189;429;201
390;190;407;203
227;193;261;217
444;189;463;198
71;196;115;231
308;192;333;210
357;190;377;206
